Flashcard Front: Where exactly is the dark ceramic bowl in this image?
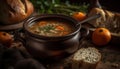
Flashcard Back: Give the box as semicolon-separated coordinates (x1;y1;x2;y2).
16;14;89;61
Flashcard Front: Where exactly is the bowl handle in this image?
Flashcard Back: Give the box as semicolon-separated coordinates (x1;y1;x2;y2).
79;26;89;48
14;29;26;46
80;26;89;38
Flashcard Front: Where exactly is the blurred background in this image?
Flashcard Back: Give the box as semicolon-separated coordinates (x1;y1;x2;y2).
61;0;120;12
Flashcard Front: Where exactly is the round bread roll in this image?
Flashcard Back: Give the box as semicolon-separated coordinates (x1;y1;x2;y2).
71;47;101;69
0;0;34;25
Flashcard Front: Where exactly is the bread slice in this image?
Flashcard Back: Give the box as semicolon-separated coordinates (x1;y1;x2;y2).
71;47;101;69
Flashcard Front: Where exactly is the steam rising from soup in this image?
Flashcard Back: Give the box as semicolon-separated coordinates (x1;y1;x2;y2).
29;20;75;37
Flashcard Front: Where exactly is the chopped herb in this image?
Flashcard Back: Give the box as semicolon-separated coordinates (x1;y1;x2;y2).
39;24;55;33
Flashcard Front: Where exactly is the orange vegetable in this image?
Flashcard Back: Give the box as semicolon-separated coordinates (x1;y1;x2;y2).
0;31;13;47
72;12;86;21
92;28;111;46
38;21;47;26
56;26;64;31
63;31;68;35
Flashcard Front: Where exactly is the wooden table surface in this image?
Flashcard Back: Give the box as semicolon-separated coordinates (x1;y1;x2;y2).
46;37;120;69
0;29;119;69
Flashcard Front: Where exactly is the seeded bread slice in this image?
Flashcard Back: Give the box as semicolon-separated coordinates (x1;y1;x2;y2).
71;47;101;69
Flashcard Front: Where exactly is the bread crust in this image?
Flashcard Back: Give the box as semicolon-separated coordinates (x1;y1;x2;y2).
0;0;34;25
71;47;101;69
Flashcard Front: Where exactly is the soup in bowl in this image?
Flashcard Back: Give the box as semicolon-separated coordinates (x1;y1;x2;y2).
29;20;75;37
17;14;89;61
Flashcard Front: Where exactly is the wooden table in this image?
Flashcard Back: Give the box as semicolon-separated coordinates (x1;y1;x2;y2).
46;37;120;69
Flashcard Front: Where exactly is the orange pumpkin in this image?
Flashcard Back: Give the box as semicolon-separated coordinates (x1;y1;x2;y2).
72;12;86;21
0;32;13;47
92;28;111;46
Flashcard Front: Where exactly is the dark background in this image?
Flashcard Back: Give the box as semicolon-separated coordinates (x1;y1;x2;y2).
61;0;120;12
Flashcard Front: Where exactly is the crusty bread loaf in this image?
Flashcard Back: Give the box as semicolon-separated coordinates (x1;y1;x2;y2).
87;8;106;27
0;0;34;25
87;8;120;33
71;47;101;69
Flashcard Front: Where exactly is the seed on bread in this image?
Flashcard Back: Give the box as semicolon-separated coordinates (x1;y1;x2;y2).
73;47;101;63
71;47;101;69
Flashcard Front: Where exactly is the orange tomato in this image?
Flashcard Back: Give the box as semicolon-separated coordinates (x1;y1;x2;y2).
0;32;13;47
92;28;111;46
72;12;86;21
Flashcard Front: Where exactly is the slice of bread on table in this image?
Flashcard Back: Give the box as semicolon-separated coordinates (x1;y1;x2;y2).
64;47;101;69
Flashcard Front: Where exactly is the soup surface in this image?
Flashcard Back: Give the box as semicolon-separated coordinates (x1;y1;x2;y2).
29;20;75;37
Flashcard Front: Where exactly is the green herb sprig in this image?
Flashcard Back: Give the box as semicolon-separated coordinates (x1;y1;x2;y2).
30;0;89;15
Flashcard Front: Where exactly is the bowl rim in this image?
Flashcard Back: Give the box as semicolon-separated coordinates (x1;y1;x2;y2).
23;14;81;40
